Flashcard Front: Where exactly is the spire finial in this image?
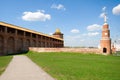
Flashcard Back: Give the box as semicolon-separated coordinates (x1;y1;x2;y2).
102;7;108;23
104;13;107;23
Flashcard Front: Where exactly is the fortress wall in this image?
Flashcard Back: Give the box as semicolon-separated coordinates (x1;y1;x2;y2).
0;22;64;55
29;47;100;54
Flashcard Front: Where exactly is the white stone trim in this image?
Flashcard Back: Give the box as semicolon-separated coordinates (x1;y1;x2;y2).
101;37;111;40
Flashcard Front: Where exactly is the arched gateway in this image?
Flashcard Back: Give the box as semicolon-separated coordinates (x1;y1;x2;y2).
103;48;107;53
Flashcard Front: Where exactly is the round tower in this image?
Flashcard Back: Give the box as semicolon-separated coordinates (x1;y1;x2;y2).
53;29;63;39
100;13;111;54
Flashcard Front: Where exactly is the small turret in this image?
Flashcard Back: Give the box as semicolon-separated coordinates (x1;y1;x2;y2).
53;28;63;39
112;43;116;53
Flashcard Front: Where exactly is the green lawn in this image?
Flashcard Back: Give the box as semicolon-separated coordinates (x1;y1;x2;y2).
27;51;120;80
0;56;12;75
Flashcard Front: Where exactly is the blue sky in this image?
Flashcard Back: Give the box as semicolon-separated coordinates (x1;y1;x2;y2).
0;0;120;47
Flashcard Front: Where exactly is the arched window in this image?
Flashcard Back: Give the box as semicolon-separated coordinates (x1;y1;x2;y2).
17;38;23;51
32;40;36;47
26;39;30;47
25;39;30;51
7;37;15;54
0;35;4;55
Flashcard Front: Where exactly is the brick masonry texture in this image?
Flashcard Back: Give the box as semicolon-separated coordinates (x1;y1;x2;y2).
29;47;101;54
0;22;64;55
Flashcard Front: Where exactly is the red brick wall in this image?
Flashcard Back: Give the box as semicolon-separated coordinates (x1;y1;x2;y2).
29;47;101;54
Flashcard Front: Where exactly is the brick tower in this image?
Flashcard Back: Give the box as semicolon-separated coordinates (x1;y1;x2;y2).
100;13;111;54
53;29;63;39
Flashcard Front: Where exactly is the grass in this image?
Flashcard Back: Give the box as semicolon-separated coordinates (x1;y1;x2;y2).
27;51;120;80
0;56;13;75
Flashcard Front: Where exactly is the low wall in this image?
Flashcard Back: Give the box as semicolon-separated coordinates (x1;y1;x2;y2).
29;47;100;54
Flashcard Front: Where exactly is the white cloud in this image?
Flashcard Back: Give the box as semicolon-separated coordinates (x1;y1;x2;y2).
99;7;107;18
49;33;53;35
87;24;101;31
116;44;120;51
102;6;106;11
99;12;108;22
71;29;80;33
88;32;99;36
22;10;51;21
51;4;66;10
66;35;81;40
100;13;105;18
112;4;120;15
80;39;85;42
83;32;99;37
65;34;99;47
64;35;82;47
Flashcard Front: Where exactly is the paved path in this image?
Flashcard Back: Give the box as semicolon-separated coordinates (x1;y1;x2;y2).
0;55;55;80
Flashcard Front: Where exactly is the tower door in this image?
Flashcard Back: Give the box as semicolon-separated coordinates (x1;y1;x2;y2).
103;48;107;53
